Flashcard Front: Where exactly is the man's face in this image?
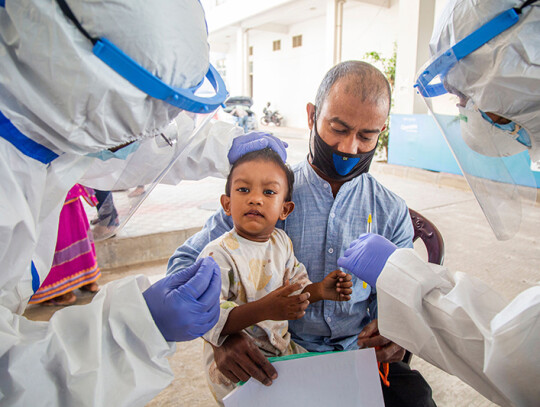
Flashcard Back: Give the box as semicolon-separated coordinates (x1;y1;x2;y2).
307;77;388;155
221;159;294;242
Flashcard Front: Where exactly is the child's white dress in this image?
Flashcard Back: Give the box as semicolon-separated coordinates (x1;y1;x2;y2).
200;228;311;402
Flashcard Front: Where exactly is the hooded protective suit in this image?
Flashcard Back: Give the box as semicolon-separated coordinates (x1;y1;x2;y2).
373;1;540;406
0;0;241;405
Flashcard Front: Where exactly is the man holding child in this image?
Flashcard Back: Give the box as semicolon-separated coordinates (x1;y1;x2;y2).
168;61;435;406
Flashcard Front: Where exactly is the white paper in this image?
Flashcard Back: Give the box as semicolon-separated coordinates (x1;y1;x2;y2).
223;348;384;407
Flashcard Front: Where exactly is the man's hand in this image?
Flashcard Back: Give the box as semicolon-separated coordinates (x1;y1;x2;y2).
258;281;310;321
357;319;406;363
320;270;353;301
213;332;278;386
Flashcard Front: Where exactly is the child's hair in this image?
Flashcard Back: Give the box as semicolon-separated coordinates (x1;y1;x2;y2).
225;147;294;202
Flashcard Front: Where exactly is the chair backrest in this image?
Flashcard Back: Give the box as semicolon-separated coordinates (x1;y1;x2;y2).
409;208;445;266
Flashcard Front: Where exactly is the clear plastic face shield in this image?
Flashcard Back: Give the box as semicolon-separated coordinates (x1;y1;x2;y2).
55;0;229;240
415;3;539;241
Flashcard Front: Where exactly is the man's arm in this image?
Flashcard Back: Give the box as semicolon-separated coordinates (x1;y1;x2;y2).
167;208;233;275
390;201;414;249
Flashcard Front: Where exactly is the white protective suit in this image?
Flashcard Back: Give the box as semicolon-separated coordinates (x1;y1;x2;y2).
377;1;540;406
0;1;239;405
378;250;539;407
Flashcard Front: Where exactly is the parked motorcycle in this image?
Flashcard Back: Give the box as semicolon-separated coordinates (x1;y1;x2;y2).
260;102;283;127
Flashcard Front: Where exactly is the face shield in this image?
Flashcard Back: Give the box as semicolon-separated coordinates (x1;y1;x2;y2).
53;0;229;240
415;1;540;241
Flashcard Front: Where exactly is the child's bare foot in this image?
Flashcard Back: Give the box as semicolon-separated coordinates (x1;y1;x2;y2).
42;291;77;306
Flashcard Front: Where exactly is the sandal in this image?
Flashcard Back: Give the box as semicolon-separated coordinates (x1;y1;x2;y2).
42;291;77;306
80;282;100;293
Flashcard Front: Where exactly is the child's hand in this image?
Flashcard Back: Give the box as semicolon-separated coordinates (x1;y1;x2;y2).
258;280;310;321
321;270;353;301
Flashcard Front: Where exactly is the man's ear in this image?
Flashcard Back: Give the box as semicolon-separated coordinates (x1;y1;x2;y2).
279;201;295;220
306;103;315;130
220;194;232;216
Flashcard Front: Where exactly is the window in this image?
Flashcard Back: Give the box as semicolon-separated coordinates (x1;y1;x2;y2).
292;35;303;48
272;40;281;52
249;46;253;56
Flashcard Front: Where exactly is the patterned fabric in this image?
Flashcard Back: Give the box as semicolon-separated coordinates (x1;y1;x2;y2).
200;228;310;402
201;228;311;353
29;185;100;304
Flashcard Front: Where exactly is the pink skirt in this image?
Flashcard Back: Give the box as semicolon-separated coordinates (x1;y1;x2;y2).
29;185;100;304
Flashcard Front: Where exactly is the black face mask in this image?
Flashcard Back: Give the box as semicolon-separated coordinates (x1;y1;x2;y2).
309;119;378;182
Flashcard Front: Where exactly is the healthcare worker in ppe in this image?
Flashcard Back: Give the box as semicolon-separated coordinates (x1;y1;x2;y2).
0;0;286;405
338;1;540;406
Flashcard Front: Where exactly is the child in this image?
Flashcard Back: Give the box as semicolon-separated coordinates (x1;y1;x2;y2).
199;147;353;402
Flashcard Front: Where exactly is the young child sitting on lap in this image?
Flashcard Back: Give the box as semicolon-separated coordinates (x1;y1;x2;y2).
199;147;353;402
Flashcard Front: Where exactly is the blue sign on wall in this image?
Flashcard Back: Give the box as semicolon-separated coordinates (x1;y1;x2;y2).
388;114;461;175
388;114;540;188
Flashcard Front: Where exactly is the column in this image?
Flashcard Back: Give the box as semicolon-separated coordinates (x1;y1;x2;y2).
325;0;346;69
393;0;435;114
235;26;250;96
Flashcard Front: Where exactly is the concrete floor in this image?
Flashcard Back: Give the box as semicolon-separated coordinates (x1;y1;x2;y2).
23;129;539;406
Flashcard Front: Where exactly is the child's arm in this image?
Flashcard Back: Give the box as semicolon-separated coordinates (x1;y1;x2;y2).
302;270;353;303
221;281;310;335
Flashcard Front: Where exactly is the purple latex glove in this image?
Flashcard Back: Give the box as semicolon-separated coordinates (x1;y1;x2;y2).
337;233;397;287
228;132;288;164
143;257;221;342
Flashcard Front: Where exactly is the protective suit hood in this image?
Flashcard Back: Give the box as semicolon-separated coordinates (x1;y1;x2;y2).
429;0;540;164
0;0;210;155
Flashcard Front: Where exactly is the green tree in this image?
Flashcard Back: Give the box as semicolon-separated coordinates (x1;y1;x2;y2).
363;43;396;160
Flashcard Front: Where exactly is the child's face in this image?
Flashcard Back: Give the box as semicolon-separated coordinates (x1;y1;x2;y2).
221;159;294;242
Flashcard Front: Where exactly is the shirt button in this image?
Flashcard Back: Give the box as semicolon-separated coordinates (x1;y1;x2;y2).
328;248;334;254
324;184;329;188
326;316;332;322
330;213;335;218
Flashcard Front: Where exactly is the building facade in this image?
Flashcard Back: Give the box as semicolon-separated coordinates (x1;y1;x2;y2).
202;0;449;129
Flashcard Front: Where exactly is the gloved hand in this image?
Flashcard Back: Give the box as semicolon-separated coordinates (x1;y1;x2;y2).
143;257;221;342
337;233;397;287
228;132;288;164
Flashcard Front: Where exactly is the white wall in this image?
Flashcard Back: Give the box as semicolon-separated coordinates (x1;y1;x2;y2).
212;1;399;129
341;1;399;63
248;18;328;129
206;0;445;128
